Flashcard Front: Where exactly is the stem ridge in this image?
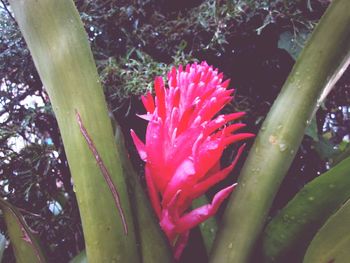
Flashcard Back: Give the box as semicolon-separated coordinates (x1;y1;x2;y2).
75;110;128;235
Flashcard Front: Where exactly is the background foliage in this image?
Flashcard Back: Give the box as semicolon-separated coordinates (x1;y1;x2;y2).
0;0;349;262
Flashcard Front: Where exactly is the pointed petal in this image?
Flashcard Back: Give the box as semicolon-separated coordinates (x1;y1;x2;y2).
145;116;164;165
207;160;221;175
221;79;230;89
145;165;162;219
167;190;181;222
141;92;155;113
192;165;234;200
162;158;196;207
217;72;224;82
224;133;255;146
205;113;246;136
196;88;217;108
175;184;236;233
199;96;232;121
224;111;246;122
161;187;182;234
210;123;247;139
177;104;196;135
168;66;177;88
191;144;246;200
204;115;227;136
169;107;179;137
130;129;147;161
172;87;180;108
224;123;246;134
168;127;203;168
154;76;166;119
136;113;152;121
195;139;224;177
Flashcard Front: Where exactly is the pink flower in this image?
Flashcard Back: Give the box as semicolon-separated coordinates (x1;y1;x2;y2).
131;62;254;259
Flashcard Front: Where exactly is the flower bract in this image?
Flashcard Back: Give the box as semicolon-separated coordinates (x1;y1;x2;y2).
131;62;254;259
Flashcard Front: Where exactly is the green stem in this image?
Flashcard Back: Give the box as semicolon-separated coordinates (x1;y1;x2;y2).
114;123;173;263
8;1;139;262
209;0;350;262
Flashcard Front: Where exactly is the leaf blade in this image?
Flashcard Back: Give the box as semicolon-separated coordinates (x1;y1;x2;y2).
303;198;350;263
0;198;46;263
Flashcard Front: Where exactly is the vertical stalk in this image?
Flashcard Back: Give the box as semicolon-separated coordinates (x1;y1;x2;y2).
9;0;139;262
114;123;173;263
210;0;350;262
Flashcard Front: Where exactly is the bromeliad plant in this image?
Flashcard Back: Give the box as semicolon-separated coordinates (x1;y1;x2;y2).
131;62;254;259
1;0;350;262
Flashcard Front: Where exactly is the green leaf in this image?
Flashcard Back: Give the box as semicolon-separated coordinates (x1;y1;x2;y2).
262;156;350;262
0;198;46;263
303;198;350;263
8;0;139;261
69;250;87;263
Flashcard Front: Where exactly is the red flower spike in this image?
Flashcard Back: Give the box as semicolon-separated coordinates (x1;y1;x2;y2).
131;62;254;260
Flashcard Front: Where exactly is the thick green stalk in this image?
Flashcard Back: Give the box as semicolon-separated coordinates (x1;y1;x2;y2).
210;0;350;262
9;0;139;262
262;156;350;262
114;124;173;263
0;198;46;263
